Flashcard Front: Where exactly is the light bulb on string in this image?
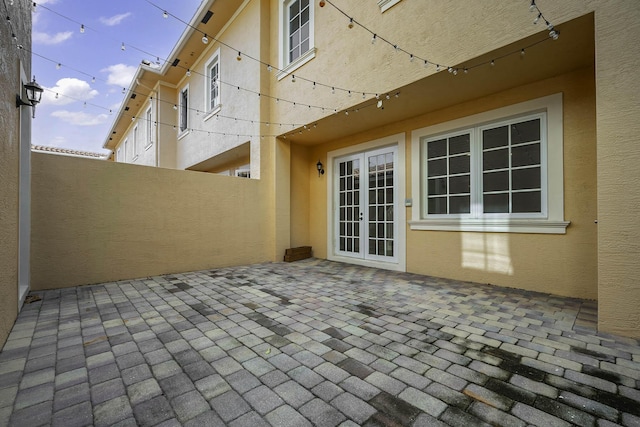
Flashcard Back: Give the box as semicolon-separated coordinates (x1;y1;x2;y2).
80;24;85;33
464;68;469;74
362;93;365;99
348;91;351;97
56;63;61;70
409;54;414;63
436;64;440;72
186;69;191;77
173;104;178;110
91;77;96;83
237;52;242;61
202;34;209;44
312;82;316;90
521;49;526;56
291;74;296;83
348;18;354;29
163;11;168;18
424;60;428;68
534;13;541;24
529;0;536;12
121;42;125;51
55;93;59;99
550;30;559;40
331;87;335;94
371;34;377;44
490;59;495;66
267;64;272;72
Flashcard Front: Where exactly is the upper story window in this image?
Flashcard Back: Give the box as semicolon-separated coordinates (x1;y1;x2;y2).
205;49;221;113
288;0;310;63
133;125;139;157
145;107;153;147
378;0;402;13
278;0;315;79
179;85;189;134
410;94;568;234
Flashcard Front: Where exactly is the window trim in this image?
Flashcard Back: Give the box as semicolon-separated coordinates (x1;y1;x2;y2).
145;106;153;148
178;84;190;138
277;0;316;80
410;93;569;234
378;0;402;13
204;48;221;115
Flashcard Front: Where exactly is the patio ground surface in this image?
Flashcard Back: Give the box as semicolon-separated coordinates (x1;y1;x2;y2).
0;258;639;426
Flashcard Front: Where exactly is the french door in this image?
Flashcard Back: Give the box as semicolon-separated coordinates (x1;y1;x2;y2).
334;146;398;263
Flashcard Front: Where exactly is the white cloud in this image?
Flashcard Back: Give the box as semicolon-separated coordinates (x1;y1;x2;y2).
99;12;132;26
42;78;99;106
102;64;137;88
50;110;110;126
33;31;73;45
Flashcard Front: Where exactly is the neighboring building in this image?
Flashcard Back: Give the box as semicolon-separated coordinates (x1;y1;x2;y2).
0;0;33;346
103;0;640;337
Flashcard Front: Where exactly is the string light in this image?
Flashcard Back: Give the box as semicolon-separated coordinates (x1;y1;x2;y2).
202;34;208;44
121;42;125;51
80;24;85;33
186;69;191;77
236;51;242;61
162;10;168;18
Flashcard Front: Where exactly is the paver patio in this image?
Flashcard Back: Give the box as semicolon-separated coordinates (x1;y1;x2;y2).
0;258;639;426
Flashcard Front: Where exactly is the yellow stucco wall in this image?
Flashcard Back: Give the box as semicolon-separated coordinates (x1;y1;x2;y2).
594;5;640;338
30;152;272;290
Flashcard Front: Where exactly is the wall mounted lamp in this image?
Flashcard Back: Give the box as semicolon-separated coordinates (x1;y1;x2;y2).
316;160;325;176
16;76;43;118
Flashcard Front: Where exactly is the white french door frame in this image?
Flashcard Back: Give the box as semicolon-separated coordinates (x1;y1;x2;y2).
327;133;406;272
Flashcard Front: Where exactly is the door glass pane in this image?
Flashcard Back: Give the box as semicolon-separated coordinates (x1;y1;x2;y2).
337;159;360;255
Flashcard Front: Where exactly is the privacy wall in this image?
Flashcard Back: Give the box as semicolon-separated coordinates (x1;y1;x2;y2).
30;152;272;290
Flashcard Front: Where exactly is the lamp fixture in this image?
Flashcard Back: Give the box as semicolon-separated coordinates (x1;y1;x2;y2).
16;76;44;118
316;160;325;176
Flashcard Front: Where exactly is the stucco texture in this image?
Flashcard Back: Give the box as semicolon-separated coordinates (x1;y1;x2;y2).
30;153;272;290
0;0;31;347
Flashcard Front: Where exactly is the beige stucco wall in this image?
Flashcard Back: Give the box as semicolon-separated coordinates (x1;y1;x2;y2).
30;152;272;290
594;5;640;338
0;0;31;347
298;67;598;299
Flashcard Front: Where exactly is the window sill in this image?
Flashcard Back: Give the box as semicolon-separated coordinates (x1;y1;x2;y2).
203;104;222;122
277;48;317;81
408;219;570;234
178;129;190;141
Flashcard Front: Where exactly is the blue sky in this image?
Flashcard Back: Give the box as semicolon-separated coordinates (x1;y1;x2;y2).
31;0;202;155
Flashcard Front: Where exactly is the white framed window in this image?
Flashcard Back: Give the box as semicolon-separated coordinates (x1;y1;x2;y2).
378;0;402;13
145;107;153;148
116;147;122;162
410;93;569;234
179;85;189;135
277;0;315;79
205;49;221;115
235;166;251;178
133;125;139;158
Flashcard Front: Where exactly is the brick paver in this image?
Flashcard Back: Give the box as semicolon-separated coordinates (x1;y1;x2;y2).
1;259;639;426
